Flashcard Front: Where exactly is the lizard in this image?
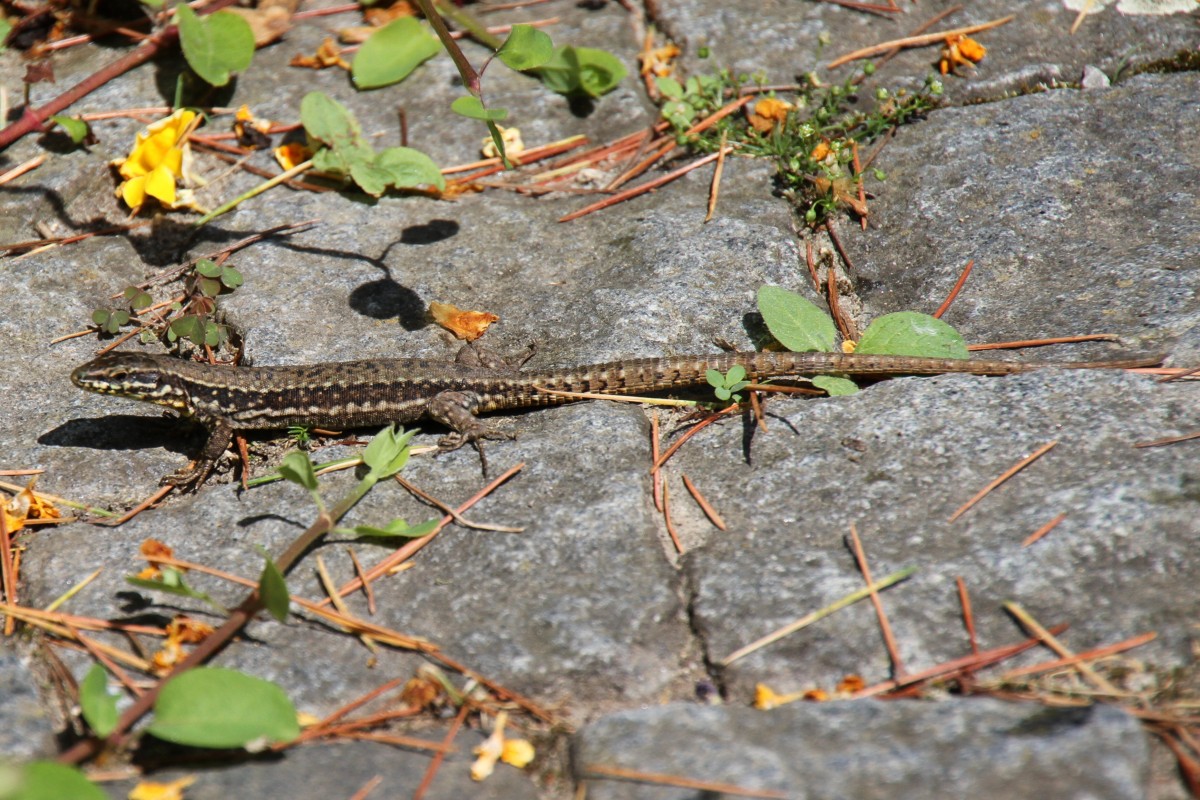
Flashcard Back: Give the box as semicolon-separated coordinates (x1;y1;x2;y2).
70;348;1161;490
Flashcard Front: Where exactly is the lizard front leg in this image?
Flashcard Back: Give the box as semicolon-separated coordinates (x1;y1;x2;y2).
426;390;514;474
163;416;235;491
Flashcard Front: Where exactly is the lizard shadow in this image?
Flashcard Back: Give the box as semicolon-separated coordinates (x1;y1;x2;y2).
39;415;201;457
742;411;803;465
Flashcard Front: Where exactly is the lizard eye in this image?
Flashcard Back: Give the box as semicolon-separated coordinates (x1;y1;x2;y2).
108;369;129;382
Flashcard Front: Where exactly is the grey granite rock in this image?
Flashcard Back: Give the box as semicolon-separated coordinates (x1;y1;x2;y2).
574;699;1149;800
2;2;1197;798
0;642;56;760
103;740;539;800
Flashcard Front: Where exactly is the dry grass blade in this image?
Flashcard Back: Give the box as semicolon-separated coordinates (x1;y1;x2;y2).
682;474;727;530
848;524;904;678
827;15;1016;68
998;631;1156;680
1003;602;1125;697
1020;512;1066;548
720;566;915;665
946;440;1057;523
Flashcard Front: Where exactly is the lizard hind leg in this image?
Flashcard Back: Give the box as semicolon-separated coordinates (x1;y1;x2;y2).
426;389;515;476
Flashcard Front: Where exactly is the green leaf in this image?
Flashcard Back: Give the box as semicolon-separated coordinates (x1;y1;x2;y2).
176;5;254;87
300;91;360;148
148;667;299;749
256;549;290;623
351;17;440;89
0;19;12;54
655;76;684;99
757;285;837;353
277;451;318;492
374;146;446;191
811;375;859;396
571;46;627;97
220;265;244;289
123;286;152;310
450;95;508;122
79;665;118;737
661;99;696;128
202;321;223;347
362;425;416;480
485;120;511;169
49;115;89;144
198;276;222;298
856;311;969;360
495;24;554;71
536;46;627;97
8;761;107;800
726;365;747;384
195;258;221;278
347;158;391;197
340;518;439;539
705;369;723;389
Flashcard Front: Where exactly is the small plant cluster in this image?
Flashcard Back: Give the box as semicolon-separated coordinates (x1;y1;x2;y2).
656;62;943;225
91;257;243;349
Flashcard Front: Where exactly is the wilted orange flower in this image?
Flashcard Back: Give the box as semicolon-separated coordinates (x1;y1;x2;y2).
747;97;795;133
112;108;205;212
274;141;314;171
939;35;986;75
290;38;350;70
1;481;60;534
641;42;681;78
429;301;500;342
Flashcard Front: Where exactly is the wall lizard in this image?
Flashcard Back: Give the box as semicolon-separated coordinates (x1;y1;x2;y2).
71;349;1159;490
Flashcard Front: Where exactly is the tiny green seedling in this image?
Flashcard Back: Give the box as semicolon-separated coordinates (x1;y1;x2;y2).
706;364;751;405
287;425;311;446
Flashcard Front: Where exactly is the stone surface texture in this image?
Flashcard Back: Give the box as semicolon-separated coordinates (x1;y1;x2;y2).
1;0;1197;798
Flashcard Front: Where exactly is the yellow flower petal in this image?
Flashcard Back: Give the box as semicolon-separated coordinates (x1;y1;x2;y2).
501;738;535;769
120;175;148;210
144;164;178;205
128;774;196;800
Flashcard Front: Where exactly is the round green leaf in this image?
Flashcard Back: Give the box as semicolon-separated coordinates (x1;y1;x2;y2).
79;665;119;737
176;5;254;87
572;47;627;97
811;375;859;396
148;667;299;749
374;147;446;191
300;92;358;146
351;17;440;90
450;95;508;122
9;761;107;800
856;311;969;360
757;285;837;353
495;24;554;70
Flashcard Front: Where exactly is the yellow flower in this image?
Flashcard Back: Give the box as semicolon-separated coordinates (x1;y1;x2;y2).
753;682;812;710
128;775;196;800
113;109;204;212
471;711;534;780
274;141;314;171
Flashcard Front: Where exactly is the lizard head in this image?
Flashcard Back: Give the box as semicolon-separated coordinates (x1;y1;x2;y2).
71;351;190;411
